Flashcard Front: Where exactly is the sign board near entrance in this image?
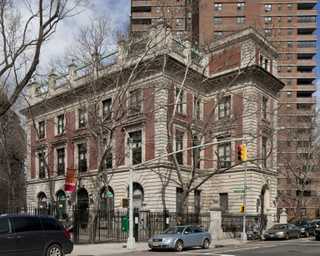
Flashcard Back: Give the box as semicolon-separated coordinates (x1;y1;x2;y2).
234;190;244;193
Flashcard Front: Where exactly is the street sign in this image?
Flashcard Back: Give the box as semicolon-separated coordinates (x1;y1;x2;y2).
234;190;244;193
240;195;245;200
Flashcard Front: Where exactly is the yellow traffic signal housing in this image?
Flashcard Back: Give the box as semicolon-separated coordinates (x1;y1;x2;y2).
120;198;130;208
237;145;248;162
240;205;245;213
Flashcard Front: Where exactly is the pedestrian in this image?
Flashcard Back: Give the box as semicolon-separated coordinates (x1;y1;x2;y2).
177;219;182;226
253;218;259;234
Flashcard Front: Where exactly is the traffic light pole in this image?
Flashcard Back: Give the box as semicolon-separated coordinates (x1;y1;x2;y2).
127;137;247;249
241;140;248;242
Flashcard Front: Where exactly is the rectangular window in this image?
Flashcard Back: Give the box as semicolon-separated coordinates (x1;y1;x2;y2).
176;30;183;38
265;4;272;12
237;17;245;24
78;144;87;172
265;17;272;24
156;6;161;13
176;188;183;216
176;18;183;26
287;28;292;35
288;16;292;22
219;96;231;119
175;130;184;165
265;29;271;36
218;138;231;168
78;109;86;128
278;16;281;23
262;137;267;168
102;98;112;119
167;6;170;12
262;97;268;120
57;148;65;176
214;17;222;24
39;153;45;178
194;97;201;120
176;90;184;113
219;193;228;213
287;41;292;48
288;3;292;10
286;190;291;196
105;152;113;169
129;131;142;164
301;208;306;216
287;91;292;98
278;4;282;10
57;114;65;135
237;3;245;10
39;121;45;140
214;31;222;38
214;3;222;11
287;53;292;60
287;66;292;72
129;89;141;114
287;79;292;85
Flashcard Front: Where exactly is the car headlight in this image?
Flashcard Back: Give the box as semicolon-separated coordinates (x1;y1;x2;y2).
276;232;285;235
162;238;173;242
149;238;153;242
300;228;305;231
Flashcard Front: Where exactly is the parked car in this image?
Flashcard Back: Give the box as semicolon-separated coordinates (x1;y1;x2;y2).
314;220;320;241
148;225;211;252
295;220;316;237
264;224;300;240
0;213;73;256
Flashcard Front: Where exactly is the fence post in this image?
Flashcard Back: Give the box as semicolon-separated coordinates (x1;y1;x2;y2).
139;202;150;241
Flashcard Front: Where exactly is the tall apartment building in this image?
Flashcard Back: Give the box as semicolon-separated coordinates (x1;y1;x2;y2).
131;0;318;219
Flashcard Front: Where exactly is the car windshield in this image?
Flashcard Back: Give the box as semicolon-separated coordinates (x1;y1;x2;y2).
162;227;185;235
270;224;287;230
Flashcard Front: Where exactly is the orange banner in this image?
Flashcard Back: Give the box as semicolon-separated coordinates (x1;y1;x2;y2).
64;168;77;191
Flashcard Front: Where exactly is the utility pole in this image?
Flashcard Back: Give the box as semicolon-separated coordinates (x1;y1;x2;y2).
126;138;135;249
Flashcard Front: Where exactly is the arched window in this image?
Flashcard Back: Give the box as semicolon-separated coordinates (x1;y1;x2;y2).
56;190;67;220
100;186;114;218
38;192;47;214
77;188;89;227
133;183;144;209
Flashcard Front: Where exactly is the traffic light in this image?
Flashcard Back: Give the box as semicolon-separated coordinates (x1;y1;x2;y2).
240;205;245;213
120;198;130;208
237;145;248;162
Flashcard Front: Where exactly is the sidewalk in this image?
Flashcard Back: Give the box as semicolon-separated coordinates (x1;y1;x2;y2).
69;238;243;256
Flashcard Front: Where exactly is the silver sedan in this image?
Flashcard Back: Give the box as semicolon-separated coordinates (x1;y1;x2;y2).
148;225;211;252
264;224;300;240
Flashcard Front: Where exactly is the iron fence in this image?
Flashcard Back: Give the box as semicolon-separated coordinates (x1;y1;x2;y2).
0;206;268;244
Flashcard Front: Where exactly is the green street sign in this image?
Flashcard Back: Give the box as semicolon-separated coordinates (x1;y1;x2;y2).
234;190;244;193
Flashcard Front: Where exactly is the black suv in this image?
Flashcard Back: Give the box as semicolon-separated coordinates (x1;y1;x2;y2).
0;214;73;256
294;220;316;237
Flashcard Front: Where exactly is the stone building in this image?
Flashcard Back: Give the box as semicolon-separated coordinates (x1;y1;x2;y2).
22;25;283;226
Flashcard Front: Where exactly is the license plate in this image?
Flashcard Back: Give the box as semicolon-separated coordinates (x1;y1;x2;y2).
270;234;274;237
153;243;159;246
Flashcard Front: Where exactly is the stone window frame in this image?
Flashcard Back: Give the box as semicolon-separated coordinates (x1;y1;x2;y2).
128;88;142;116
173;126;186;166
51;139;68;176
262;96;270;122
72;134;90;173
175;88;186;116
217;95;232;120
101;97;113;120
33;144;48;180
193;95;203;121
38;120;46;140
56;113;66;136
214;3;222;11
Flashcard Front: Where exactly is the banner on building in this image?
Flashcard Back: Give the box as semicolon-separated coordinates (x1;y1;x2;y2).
64;168;77;191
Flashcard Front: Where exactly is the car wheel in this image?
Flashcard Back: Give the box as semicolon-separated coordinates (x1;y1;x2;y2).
175;240;183;252
285;233;289;240
202;238;210;249
316;236;320;241
46;244;64;256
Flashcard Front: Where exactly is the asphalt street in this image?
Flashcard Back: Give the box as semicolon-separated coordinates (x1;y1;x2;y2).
133;237;320;256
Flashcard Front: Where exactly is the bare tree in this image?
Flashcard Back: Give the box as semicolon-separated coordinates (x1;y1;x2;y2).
0;0;89;117
277;107;320;221
0;92;26;210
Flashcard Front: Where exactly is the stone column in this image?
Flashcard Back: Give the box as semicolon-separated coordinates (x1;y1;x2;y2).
208;197;225;240
279;208;287;224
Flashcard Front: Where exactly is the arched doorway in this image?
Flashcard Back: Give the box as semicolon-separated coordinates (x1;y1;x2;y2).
133;183;144;210
100;186;114;218
56;190;67;220
77;188;89;228
38;192;47;214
